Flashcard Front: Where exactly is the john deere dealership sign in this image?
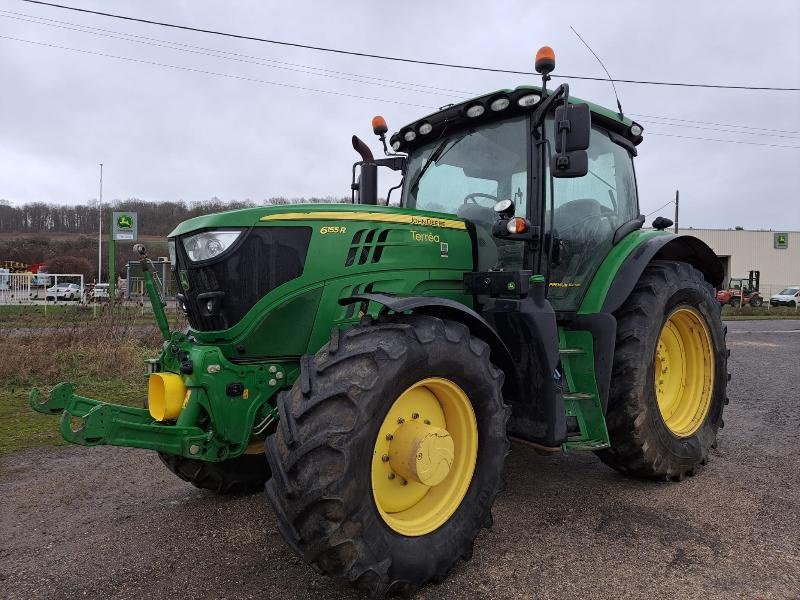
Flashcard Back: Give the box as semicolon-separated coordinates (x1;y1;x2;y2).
112;211;138;241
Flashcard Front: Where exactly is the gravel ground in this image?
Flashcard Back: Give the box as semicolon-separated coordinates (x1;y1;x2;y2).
2;320;798;599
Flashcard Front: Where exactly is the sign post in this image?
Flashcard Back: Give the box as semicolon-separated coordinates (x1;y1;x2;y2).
110;211;138;302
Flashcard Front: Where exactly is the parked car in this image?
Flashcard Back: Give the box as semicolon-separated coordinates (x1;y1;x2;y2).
770;286;800;307
90;283;110;302
45;283;81;301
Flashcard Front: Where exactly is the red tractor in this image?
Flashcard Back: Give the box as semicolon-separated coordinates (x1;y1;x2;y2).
716;270;763;307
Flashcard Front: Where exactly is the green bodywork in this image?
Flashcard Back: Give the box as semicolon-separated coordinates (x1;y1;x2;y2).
30;203;663;458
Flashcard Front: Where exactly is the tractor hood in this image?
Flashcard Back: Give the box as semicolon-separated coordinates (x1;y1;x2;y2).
167;204;474;356
167;203;466;237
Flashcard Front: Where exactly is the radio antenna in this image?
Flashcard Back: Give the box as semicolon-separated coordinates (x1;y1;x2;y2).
570;26;624;118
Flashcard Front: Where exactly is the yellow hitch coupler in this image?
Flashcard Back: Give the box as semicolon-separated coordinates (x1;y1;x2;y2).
148;373;187;421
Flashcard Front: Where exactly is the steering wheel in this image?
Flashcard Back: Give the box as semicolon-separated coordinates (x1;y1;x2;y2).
463;192;499;207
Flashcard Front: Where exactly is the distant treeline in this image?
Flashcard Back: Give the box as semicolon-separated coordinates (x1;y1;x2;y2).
0;197;349;236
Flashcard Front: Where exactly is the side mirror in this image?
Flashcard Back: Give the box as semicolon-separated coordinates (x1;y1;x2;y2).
551;151;588;178
554;103;591;152
551;103;591;179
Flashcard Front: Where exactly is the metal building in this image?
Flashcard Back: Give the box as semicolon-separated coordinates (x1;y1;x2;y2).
678;228;799;296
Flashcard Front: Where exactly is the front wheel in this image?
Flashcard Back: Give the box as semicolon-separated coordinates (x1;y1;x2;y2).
749;296;763;308
596;261;728;480
266;315;509;596
157;450;270;494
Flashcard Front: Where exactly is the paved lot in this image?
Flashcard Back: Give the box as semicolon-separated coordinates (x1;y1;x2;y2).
2;320;798;599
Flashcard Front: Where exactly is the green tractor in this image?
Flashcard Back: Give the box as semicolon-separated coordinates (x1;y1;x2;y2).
31;48;728;596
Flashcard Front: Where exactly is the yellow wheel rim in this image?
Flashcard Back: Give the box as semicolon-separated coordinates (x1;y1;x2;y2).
371;378;478;537
654;307;715;437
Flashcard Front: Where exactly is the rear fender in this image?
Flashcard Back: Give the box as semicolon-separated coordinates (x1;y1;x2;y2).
592;234;724;314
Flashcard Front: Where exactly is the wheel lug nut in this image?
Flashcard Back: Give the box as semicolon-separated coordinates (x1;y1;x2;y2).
424;419;431;425
381;454;389;462
388;473;395;480
400;479;408;486
397;417;405;424
385;433;393;441
412;412;419;419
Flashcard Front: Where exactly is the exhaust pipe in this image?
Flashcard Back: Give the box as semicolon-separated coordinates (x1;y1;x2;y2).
351;135;377;205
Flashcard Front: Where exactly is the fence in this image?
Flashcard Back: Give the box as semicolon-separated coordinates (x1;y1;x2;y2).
0;273;84;305
0;273;31;304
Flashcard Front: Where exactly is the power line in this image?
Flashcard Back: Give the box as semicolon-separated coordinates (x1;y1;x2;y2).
644;200;675;218
18;0;800;92
629;112;800;136
648;132;800;149
0;34;434;109
0;9;472;98
7;8;800;143
5;32;800;152
639;120;800;140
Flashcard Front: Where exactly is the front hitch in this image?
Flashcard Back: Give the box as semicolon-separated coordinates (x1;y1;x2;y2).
30;383;211;457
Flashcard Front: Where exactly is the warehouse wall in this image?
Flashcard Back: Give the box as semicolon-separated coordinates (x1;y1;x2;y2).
678;229;800;295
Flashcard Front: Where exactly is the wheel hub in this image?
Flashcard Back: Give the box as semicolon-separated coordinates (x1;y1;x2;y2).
654;307;714;437
388;420;454;487
371;378;478;537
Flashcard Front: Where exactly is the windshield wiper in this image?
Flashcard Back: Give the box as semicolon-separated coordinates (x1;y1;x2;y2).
407;131;471;198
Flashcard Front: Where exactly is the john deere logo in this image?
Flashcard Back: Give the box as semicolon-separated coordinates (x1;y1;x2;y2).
117;215;133;229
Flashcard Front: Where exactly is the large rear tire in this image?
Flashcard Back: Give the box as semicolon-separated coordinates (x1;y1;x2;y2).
266;315;509;596
597;261;729;480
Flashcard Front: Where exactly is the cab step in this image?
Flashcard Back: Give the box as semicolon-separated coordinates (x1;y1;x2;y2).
558;329;610;452
558;347;586;355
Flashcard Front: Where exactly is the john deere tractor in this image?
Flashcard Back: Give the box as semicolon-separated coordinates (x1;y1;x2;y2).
31;48;728;596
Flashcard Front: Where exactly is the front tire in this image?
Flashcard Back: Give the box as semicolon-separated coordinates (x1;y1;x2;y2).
266;315;509;596
749;296;763;308
157;451;270;494
597;261;728;480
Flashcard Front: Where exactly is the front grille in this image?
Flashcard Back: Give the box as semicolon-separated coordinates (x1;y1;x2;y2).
174;226;312;331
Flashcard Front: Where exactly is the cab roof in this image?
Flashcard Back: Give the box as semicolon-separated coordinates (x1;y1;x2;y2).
389;85;643;154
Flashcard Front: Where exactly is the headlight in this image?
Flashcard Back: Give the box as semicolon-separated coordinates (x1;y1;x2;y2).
181;230;242;262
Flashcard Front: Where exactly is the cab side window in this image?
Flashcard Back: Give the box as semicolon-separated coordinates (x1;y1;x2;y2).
545;121;639;310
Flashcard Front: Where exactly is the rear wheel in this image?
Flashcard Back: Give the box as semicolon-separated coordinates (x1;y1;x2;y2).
266;315;509;596
729;297;741;307
597;261;728;480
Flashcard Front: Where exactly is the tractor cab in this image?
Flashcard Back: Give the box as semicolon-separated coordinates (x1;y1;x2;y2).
393;94;643;311
353;46;646;312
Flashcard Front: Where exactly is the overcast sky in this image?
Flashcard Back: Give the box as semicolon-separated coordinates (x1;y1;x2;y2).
1;0;798;229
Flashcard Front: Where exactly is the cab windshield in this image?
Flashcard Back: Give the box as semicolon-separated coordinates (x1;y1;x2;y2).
401;116;528;216
401;117;528;270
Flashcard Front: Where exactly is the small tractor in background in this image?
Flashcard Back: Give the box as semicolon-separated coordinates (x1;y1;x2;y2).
716;270;763;307
31;47;729;597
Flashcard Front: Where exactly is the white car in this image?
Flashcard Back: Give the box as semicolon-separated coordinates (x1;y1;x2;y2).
770;286;800;307
46;283;82;301
91;283;110;302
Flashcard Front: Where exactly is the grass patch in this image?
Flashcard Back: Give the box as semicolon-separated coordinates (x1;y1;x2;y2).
0;311;164;456
0;303;186;329
721;305;800;320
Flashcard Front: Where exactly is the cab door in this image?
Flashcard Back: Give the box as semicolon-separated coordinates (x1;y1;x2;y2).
543;122;640;311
